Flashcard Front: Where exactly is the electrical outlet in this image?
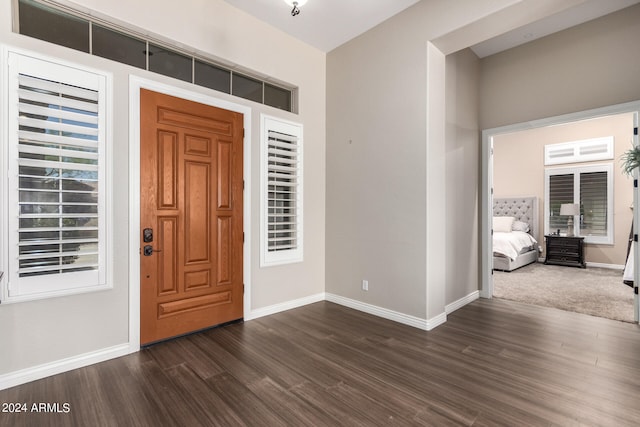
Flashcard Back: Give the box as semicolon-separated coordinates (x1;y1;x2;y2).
362;279;369;291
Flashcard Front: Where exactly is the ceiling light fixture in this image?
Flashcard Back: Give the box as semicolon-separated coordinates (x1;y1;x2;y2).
284;0;307;17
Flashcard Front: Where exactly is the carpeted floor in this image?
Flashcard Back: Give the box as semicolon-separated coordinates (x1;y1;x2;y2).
493;262;635;322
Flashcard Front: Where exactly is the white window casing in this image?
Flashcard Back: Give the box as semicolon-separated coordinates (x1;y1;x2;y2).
2;48;111;302
260;115;303;267
544;163;613;245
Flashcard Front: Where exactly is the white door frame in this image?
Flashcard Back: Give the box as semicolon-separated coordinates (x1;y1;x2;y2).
128;76;252;352
481;100;640;323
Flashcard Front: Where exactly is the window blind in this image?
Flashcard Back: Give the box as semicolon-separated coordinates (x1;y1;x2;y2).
4;50;110;302
548;174;574;232
267;130;299;253
580;171;607;237
545;165;612;244
16;73;100;278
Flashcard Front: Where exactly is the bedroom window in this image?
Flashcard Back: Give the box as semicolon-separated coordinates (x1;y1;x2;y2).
260;115;303;267
2;49;111;302
544;164;613;244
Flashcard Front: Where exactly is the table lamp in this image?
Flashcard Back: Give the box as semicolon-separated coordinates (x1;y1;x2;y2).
559;203;580;237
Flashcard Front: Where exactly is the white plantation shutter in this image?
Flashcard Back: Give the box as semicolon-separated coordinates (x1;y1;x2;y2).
545;164;613;244
261;116;303;266
268;131;299;250
548;174;574;232
580;171;608;237
6;52;108;299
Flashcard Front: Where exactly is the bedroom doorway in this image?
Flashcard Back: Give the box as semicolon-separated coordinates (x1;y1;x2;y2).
481;101;640;324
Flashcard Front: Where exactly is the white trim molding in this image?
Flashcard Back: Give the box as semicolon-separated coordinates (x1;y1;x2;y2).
326;293;432;330
0;344;130;391
245;293;325;321
544;136;614;166
446;290;480;314
586;262;625;270
325;291;480;331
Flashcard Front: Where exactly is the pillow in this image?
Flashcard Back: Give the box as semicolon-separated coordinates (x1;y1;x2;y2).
512;220;530;233
493;216;515;233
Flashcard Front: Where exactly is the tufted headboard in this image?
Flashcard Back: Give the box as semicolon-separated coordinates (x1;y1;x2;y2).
493;196;539;242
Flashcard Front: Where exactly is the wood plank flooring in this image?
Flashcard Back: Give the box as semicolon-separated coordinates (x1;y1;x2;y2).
1;299;640;426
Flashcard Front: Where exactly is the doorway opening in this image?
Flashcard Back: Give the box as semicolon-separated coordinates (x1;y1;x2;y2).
481;102;640;323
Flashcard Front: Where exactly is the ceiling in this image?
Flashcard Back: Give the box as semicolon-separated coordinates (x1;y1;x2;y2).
471;0;640;58
223;0;639;55
222;0;421;52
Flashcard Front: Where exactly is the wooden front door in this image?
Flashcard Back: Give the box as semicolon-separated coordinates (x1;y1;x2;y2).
140;89;243;345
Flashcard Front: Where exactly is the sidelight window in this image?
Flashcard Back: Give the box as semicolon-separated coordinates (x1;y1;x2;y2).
2;49;111;302
260;115;303;266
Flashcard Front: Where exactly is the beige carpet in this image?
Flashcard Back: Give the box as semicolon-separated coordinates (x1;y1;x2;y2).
493;262;635;323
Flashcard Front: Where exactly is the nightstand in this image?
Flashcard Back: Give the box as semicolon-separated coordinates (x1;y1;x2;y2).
544;235;586;268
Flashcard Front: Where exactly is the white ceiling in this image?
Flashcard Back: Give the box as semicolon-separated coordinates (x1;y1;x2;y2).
223;0;639;55
222;0;421;52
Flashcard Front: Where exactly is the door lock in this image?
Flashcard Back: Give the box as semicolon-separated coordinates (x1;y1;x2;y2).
143;228;153;243
143;245;162;256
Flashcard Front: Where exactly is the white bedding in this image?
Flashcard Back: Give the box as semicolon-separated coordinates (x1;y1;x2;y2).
493;231;537;261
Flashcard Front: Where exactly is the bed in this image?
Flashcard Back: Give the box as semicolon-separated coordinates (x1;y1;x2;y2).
493;197;540;272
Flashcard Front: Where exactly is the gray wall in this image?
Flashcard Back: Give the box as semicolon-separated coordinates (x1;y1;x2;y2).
480;4;640;129
445;48;481;305
326;0;519;321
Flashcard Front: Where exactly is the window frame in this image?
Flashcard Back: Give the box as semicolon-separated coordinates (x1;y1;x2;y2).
544;136;614;166
260;114;303;267
544;163;614;245
1;46;113;303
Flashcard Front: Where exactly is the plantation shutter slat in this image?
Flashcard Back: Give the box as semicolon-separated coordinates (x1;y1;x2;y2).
19;102;99;125
18;87;99;113
19;129;99;149
267;130;300;253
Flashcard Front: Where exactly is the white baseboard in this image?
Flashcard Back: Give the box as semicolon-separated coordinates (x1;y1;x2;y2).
325;293;437;330
427;312;447;330
446;290;480;314
0;343;131;391
244;292;326;321
585;262;624;270
539;258;624;270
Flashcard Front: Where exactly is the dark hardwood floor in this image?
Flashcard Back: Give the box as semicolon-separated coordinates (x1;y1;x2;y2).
2;299;640;426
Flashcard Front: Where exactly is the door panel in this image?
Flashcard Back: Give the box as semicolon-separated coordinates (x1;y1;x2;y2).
140;89;243;345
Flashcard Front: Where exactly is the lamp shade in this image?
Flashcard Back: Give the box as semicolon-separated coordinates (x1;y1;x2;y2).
284;0;308;6
560;203;580;216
